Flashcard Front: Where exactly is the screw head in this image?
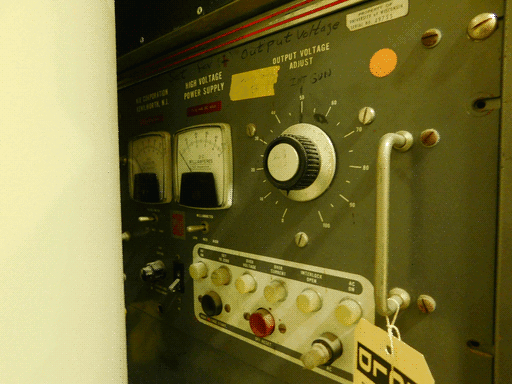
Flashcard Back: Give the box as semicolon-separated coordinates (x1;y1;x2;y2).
294;232;309;247
420;129;440;147
417;294;436;314
246;123;256;137
468;13;498;40
421;29;442;48
197;6;203;15
358;107;376;125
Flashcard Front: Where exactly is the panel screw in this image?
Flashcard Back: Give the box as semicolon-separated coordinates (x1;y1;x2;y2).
417;294;436;314
197;6;203;15
421;29;442;48
358;107;376;125
420;129;440;147
246;123;256;137
294;232;309;247
467;13;498;40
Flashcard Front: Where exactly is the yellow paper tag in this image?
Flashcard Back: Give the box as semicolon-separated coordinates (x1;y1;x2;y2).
354;318;435;384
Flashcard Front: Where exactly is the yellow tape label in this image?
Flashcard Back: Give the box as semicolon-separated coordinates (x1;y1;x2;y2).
229;66;280;101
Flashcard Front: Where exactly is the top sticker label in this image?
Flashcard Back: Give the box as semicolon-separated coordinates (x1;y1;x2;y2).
346;0;409;31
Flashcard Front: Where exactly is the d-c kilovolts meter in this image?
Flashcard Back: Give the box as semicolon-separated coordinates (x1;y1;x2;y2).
174;123;233;209
128;131;172;203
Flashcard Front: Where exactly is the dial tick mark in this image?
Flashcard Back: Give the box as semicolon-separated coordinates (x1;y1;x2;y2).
281;208;288;223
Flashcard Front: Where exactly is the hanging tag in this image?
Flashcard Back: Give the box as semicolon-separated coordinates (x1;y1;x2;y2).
354;318;435;384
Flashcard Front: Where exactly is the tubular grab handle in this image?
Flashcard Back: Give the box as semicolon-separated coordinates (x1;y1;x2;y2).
375;131;413;316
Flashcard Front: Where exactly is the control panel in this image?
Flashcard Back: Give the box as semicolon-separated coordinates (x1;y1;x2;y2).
191;244;374;382
119;0;504;383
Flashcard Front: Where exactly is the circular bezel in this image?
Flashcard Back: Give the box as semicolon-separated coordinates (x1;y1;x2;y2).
277;124;336;202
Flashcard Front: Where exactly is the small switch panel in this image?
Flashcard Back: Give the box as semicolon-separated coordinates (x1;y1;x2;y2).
191;244;374;383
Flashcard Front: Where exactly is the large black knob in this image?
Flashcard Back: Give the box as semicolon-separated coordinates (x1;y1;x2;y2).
263;134;321;191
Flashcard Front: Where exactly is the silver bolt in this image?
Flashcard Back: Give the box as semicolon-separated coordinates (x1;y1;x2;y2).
294;232;309;247
139;37;144;44
358;107;376;125
197;6;203;15
417;294;436;314
421;29;442;48
246;123;257;137
467;13;498;40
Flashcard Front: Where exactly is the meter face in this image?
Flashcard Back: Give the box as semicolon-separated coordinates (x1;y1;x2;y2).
174;124;232;209
128;132;172;203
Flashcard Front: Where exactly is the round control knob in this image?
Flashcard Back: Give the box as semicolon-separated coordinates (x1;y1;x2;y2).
235;274;257;294
301;342;332;370
201;291;223;316
335;298;363;326
189;262;208;280
263;134;320;191
211;266;231;286
264;280;287;303
300;332;343;370
249;308;275;337
296;289;322;313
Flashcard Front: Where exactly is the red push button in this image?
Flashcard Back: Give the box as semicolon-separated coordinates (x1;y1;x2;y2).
249;308;275;338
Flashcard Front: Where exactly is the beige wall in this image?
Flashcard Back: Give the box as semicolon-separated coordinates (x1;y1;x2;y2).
0;1;127;382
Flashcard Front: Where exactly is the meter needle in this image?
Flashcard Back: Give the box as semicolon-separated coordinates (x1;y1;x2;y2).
179;151;192;172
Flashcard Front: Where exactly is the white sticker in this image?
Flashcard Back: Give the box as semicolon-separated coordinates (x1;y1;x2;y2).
354;318;435;384
346;0;409;31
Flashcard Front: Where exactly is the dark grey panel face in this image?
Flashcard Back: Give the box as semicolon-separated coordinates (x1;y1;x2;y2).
119;0;503;382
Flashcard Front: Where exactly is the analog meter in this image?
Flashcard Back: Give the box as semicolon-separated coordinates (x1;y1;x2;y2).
174;123;233;209
128;131;172;203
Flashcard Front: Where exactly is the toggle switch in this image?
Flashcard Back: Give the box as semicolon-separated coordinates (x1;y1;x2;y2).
186;221;209;234
264;280;287;303
211;266;231;286
138;215;157;222
189;262;208;280
296;289;322;313
235;274;257;294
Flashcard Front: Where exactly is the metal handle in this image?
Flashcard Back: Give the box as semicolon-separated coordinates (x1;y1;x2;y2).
375;131;413;316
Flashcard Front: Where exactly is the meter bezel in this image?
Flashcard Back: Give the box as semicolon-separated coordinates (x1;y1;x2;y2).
173;123;233;210
128;131;173;204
